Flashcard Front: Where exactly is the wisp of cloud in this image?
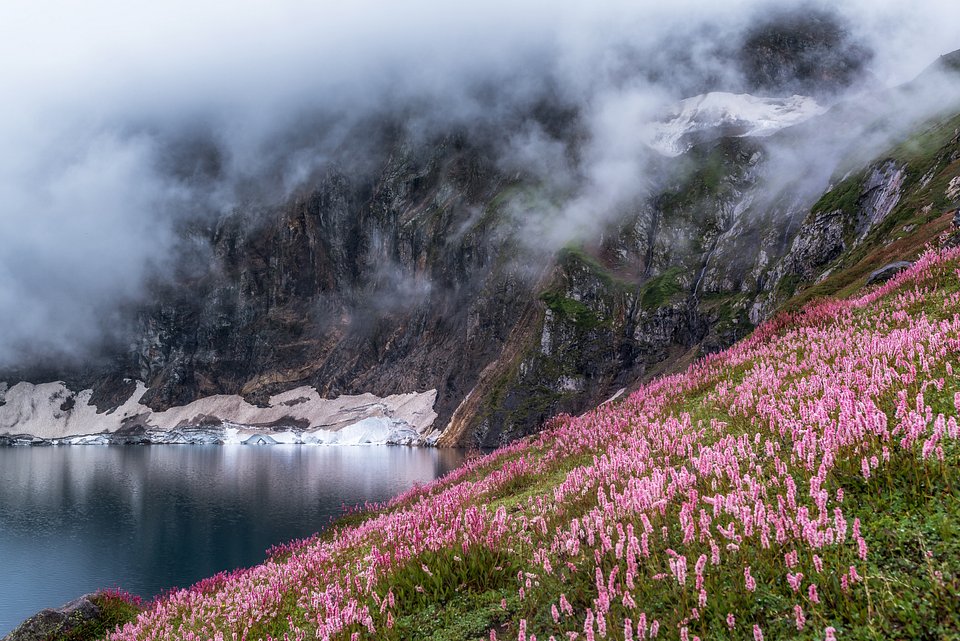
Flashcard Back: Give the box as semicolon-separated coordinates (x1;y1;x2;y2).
0;0;958;366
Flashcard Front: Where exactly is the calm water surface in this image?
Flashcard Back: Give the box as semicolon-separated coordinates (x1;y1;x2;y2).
0;445;465;635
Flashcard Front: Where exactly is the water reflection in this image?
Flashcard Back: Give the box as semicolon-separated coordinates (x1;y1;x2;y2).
0;445;464;635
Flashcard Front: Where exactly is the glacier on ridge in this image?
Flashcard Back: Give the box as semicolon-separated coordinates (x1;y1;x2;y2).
648;92;827;156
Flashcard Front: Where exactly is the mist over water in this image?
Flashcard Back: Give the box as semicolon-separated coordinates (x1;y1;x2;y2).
0;445;465;636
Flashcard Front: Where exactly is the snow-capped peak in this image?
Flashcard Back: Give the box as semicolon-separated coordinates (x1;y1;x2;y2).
648;92;827;157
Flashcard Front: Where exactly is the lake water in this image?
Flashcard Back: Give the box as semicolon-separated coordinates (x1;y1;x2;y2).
0;445;465;636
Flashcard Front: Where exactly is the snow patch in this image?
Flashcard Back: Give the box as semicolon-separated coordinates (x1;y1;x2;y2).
601;388;627;405
648;92;827;157
61;433;112;445
0;380;438;444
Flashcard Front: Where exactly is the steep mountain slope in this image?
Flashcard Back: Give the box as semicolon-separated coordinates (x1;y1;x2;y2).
96;243;960;641
440;60;960;446
2;52;959;448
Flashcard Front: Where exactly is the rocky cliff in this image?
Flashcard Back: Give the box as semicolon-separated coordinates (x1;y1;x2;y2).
3;47;959;448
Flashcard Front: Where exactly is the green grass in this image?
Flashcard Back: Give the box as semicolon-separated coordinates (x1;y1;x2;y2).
55;593;142;641
557;245;634;291
378;258;960;641
388;586;521;641
778;107;960;315
639;267;686;310
890;112;960;176
812;174;864;217
540;291;602;330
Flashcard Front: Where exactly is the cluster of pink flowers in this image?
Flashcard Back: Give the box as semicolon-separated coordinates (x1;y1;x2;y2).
100;587;144;607
110;247;960;641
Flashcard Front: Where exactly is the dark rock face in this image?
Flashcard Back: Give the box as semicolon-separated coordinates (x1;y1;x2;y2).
867;261;913;285
442;138;801;445
0;129;921;448
738;8;873;97
4;78;957;448
941;50;960;74
125;131;541;437
2;595;99;641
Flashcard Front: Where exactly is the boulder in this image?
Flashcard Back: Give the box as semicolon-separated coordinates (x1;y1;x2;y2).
866;261;913;285
2;594;100;641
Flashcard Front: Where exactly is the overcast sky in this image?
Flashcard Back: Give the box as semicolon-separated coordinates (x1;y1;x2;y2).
0;0;958;366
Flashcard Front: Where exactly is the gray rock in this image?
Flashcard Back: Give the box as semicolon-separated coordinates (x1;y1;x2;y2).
2;594;100;641
243;434;278;445
0;94;953;449
854;161;905;241
867;261;913;285
0;434;47;447
952;209;960;228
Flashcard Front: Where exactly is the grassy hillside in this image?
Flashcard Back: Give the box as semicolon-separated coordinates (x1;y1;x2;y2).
781;110;960;313
100;244;960;641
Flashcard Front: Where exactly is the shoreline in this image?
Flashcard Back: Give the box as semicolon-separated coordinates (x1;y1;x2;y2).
0;425;440;447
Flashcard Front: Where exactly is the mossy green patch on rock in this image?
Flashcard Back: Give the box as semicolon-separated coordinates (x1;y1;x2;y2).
539;291;602;330
639;267;685;311
812;173;864;217
557;245;634;291
4;592;142;641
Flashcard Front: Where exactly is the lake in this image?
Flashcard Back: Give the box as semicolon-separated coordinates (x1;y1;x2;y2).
0;445;465;636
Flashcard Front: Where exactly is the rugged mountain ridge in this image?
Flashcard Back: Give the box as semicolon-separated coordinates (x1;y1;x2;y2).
3;50;959;448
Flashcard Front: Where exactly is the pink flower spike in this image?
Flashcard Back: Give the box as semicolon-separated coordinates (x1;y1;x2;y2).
744;566;757;592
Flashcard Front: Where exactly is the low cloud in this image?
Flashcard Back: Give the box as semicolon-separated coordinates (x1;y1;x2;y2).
1;0;959;365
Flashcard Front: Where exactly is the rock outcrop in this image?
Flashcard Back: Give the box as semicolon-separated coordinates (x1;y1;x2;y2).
2;595;100;641
3;53;960;448
867;261;914;285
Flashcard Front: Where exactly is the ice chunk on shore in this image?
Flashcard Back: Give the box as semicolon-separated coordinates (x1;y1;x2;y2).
0;380;438;444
